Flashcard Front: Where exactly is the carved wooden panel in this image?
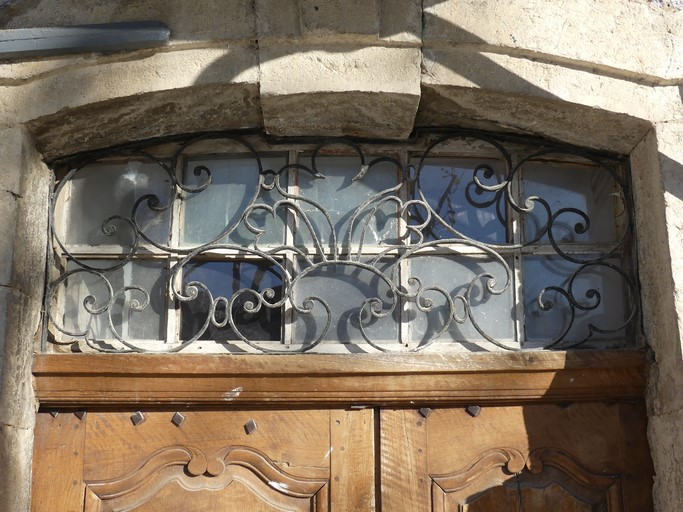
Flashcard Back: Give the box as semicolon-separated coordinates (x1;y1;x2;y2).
84;445;328;511
432;448;623;511
381;404;652;512
32;409;376;511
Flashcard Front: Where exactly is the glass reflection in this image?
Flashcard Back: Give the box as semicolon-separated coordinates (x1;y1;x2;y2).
523;255;627;343
180;260;282;342
412;157;507;244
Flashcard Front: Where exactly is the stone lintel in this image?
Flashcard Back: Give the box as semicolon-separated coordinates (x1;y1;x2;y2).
28;83;262;161
259;46;421;138
416;84;651;155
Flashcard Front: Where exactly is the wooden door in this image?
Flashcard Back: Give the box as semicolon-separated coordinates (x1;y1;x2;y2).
380;404;653;512
31;404;653;512
32;409;375;511
31;352;654;511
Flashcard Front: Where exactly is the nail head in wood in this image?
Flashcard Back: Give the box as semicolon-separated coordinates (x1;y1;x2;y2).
466;405;482;417
244;419;258;435
130;411;146;426
419;407;433;418
171;412;185;427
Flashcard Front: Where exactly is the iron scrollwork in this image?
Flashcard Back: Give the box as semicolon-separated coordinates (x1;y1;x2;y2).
45;130;638;353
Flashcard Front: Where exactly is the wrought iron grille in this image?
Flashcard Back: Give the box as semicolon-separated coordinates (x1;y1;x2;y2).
44;130;638;353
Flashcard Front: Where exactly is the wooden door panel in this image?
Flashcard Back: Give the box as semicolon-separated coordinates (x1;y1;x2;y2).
32;404;651;511
329;409;376;511
95;481;315;512
83;444;329;511
379;409;430;511
83;410;332;482
432;449;623;511
381;404;652;512
456;485;596;512
32;409;374;511
31;412;86;512
85;464;328;511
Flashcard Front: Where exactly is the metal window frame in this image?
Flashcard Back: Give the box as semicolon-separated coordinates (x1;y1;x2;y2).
43;129;639;354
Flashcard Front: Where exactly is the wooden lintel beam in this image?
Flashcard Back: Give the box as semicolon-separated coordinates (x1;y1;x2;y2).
33;351;648;407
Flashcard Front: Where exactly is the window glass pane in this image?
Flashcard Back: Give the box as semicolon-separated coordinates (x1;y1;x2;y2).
62;260;166;342
179;260;283;343
290;258;399;347
523;255;628;343
46;132;637;354
295;156;400;251
407;254;514;346
411;157;507;244
522;163;619;243
181;156;287;248
60;162;172;248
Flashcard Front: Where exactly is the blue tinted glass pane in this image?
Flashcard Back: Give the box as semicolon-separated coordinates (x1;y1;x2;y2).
407;254;514;346
182;156;287;247
523;256;628;343
61;161;172;248
522;163;618;244
411;157;507;244
290;258;399;346
180;260;282;342
295;156;400;250
63;260;166;341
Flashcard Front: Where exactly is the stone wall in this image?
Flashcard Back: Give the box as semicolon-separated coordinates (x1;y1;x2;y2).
0;0;682;510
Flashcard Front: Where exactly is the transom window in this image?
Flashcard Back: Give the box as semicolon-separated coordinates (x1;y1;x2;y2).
45;131;638;353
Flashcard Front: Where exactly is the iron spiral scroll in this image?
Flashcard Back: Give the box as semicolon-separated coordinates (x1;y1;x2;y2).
45;130;638;353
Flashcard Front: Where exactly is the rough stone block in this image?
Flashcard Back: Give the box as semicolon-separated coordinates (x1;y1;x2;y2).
18;47;259;123
256;0;420;44
260;45;421;138
631;124;683;512
0;288;38;430
29;82;262;160
649;409;683;512
421;49;683;127
653;121;683;411
300;0;379;36
0;286;8;384
378;0;421;43
10;137;50;303
255;0;301;39
0;0;256;42
0;424;33;512
0;191;18;287
262;90;419;139
0;125;23;195
631;130;681;384
415;84;650;155
423;0;683;82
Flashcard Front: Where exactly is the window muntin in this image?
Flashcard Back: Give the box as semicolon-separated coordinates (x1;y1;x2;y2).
45;131;638;353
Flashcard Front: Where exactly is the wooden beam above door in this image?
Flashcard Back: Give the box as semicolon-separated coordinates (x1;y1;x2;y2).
33;351;648;407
